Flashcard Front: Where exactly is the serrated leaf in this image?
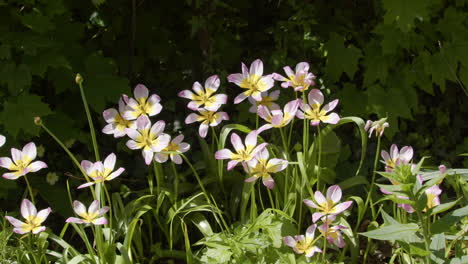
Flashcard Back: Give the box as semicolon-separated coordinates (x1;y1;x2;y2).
363;41;389;86
0;94;52;137
359;223;419;241
325;33;362;82
0;63;32;94
383;0;430;32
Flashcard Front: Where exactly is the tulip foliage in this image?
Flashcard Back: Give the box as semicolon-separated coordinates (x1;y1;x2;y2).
0;59;466;264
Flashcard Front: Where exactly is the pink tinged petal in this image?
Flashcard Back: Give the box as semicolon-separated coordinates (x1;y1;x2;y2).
26;161;47;173
251;92;262;101
172;134;184;144
399;203;415;213
0;157;14;169
171;154;183;164
314;191;327;206
312;212;324;223
305;224;317;239
241;62;249;77
5;216;25;228
66;217;85;224
245;176;258;183
32;226;46;234
244;131;258;149
126;140;140;150
215;149;233;160
295;62;309;73
103;108;118;123
234;93;248;104
13;227;29;234
326;185;342;203
92;217;108;225
77;182;95;189
73;200;87;216
331;201;353;215
192;82;204;95
256;124;272;135
98;206;110;216
137;115;151;130
272;73;287;81
310;120;320;126
323;113;340;124
102;124;115;135
148;93;161;104
227;160;239;170
0;135;5;147
81;160;94;175
103;153;116;171
178;90;195;99
256;148;269;160
199;123;209;138
284;99;300;115
205;75;220;91
364;120;372;131
323;99;339;113
36;208;52;223
151;120;166;136
155;134;171;151
335;234;346;248
296;109;305;119
257;106;271;121
134;84;149;100
381;150;390;162
283;66;294;77
21;199;37;219
390;144;399;159
283;236;296;248
308;89;324;106
185;113;200;124
305;247;322;258
142;150;154;165
426;184;442;196
230;133;245;152
3;172;21;180
399;146;413;162
250;59;264;76
154;153;169;163
438;165;447;174
106;167;125;181
270;90;280;100
88;200;100;215
380;187;393;195
262;176;275;189
147;102;162;116
227;73;244;86
213;94;228;105
179;142;190;153
251;143;268;157
118;96;127;111
303;199;319;209
267;159;288;172
22;142;37;161
11;148;22;164
210;112;228;126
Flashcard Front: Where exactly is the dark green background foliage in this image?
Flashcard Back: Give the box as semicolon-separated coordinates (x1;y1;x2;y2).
0;0;467;242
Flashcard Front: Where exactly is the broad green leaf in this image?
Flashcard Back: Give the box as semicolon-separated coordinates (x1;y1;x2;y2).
383;0;430;32
359;223;419;241
324;33;362;82
338;176;369;190
430;200;459;216
431;205;468;234
0;63;32;94
430;233;445;264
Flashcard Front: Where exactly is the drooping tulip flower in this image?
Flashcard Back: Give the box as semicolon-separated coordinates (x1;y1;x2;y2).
364;118;389;138
248;90;281;113
244;148;288;189
296;89;340;126
317;216;347;248
227;59;274;104
5;199;51;234
272;62;316;92
102;95;136;138
0;142;47;180
178;75;228;111
185;109;229;138
257;99;301;130
154;134;191;164
122;84;163;120
78;153;125;189
303;185;353;223
380;144;413;172
215;130;268;170
425;184;442;210
283;224;322;258
125;115;171;165
66;200;109;225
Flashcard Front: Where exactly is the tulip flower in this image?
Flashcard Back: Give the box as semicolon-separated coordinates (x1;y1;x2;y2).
283;224;322;258
425;184;442;210
227;59;274;104
78;153;125;189
244;149;288;189
154;134;191;164
317;216;347;248
66;200;109;225
296;89;340;126
122;84;162;120
102;95;136;138
215;130;268;170
272;62;316;92
178;75;228;111
381;144;413;172
364;118;389;138
0;134;5;147
248;90;280;113
185;109;229;138
257;99;300;129
125;115;171;165
5;199;51;234
0;142;47;180
304;185;353;223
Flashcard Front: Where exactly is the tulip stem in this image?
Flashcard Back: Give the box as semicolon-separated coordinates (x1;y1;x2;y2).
171;162;179;201
362;136;381;223
23;175;35;204
77;77;100;161
153;161;162;195
316;125;322;190
279;128;289;205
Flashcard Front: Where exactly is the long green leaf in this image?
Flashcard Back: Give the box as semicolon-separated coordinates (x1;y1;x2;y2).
359;223;419;240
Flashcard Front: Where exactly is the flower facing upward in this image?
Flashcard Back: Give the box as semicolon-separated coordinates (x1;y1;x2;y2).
122;84;163;120
317;216;347;248
215;130;268;170
5;199;51;234
273;62;316;92
257;99;301;129
227;59;274;104
154;134;191;164
185;109;229;138
284;224;322;258
248;90;281;113
125;115;171;165
102;95;136;138
0;142;47;180
380;144;413;172
78;153;125;189
296;89;340;126
303;185;353;223
66;200;109;225
178;75;228;111
364;118;389;138
244;149;288;189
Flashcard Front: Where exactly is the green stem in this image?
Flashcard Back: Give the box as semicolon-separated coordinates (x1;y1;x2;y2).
153;161;162;195
23;175;35;204
279;128;290;205
316;125;322;190
77;78;100;161
103;184;113;238
171;162;179;201
360;136;381;229
267;188;275;209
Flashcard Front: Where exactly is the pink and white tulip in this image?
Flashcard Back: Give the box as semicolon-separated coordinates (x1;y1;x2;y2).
227;59;274;104
125;115;171;165
5;199;51;234
78;153;125;189
273;62;316;92
178;75;227;111
244;149;288;189
185;109;229;138
364;118;389;138
215;130;268;170
303;185;353;223
102;95;136;138
66;200;109;225
248;90;280;113
296;89;340;126
122;84;162;120
0;142;47;180
380;144;413;172
154;134;190;164
284;224;322;258
257;99;300;130
317;216;347;248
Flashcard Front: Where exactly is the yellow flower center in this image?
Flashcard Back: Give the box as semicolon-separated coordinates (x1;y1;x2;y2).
240;75;266;95
231;149;253;162
79;212;99;223
289;74;310;91
318;199;336;214
164;142;180;152
256;96;274;108
199;111;218;124
294;237;314;254
136;129;157;150
304;104;326;122
114;113;132;131
250;159;270;178
134;97;153;116
22;215;42;233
